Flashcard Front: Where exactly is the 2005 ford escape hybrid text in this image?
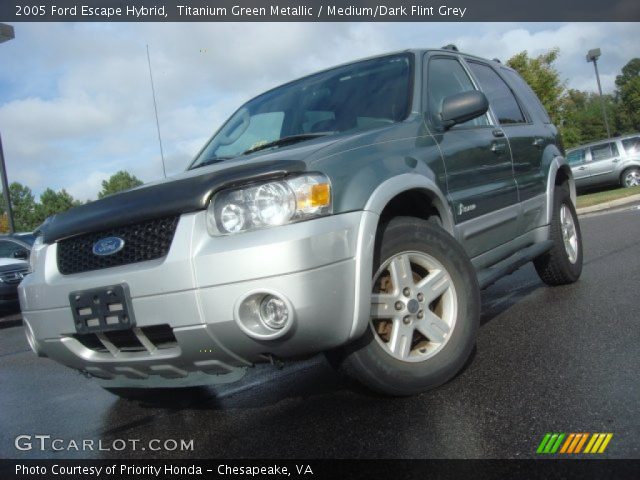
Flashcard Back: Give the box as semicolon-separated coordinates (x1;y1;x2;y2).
19;47;583;397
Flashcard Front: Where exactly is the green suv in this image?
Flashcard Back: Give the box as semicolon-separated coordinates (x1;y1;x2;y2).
19;47;583;397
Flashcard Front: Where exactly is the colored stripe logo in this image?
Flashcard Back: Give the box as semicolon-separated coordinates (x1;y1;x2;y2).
537;433;613;454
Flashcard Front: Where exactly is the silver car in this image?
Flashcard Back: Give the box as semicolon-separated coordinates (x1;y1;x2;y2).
567;134;640;189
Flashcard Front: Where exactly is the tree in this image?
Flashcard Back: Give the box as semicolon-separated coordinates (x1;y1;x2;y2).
615;58;640;133
615;58;640;90
33;188;81;225
507;49;566;125
98;170;143;199
0;182;38;232
560;89;620;148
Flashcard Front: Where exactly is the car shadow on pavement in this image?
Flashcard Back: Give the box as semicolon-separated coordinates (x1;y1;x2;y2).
98;356;369;431
479;270;543;327
94;361;390;451
97;272;545;434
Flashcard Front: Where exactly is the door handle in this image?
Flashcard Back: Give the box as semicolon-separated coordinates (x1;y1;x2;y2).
578;166;586;170
612;158;619;163
532;137;544;148
492;129;505;138
491;142;506;154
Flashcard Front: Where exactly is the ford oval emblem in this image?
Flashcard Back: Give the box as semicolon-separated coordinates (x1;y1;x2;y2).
92;237;125;256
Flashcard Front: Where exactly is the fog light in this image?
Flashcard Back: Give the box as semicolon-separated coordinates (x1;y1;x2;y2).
259;295;289;330
235;290;295;340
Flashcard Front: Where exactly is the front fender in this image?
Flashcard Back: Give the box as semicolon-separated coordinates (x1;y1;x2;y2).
348;173;452;341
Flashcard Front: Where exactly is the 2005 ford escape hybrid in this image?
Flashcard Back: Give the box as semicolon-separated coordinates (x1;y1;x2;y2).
19;47;583;397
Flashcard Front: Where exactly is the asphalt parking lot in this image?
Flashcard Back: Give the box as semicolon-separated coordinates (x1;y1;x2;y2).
1;205;639;459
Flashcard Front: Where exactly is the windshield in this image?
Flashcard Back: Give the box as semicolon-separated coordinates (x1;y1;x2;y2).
190;53;413;168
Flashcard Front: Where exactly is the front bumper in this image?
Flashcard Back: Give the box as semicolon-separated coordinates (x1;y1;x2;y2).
19;210;375;387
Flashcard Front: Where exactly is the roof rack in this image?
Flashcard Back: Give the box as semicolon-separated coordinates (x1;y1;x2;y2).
441;44;458;52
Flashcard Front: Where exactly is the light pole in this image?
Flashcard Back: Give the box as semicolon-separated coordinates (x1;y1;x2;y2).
0;23;15;233
586;48;612;139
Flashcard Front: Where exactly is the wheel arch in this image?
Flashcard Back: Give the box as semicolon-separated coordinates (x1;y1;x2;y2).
546;156;576;225
620;163;640;185
349;174;453;341
363;174;454;235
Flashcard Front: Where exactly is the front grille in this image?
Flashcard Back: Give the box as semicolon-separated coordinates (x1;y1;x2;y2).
73;324;178;355
0;267;28;284
57;216;179;275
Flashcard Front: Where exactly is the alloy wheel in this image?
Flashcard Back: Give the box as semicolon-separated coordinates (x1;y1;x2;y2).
560;204;579;264
369;251;457;362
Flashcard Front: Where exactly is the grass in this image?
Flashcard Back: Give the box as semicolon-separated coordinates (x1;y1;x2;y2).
576;185;640;209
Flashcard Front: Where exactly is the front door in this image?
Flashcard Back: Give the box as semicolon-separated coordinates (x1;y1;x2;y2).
424;53;519;259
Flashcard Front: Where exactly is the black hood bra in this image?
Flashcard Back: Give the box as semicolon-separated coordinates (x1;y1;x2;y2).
42;160;306;244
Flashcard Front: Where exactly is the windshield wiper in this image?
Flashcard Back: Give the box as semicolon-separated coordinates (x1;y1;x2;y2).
242;132;333;156
191;156;234;169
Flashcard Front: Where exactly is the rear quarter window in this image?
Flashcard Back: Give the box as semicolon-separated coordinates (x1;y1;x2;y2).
621;137;640;155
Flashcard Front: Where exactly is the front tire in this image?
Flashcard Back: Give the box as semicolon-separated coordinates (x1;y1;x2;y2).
534;185;583;285
328;217;480;396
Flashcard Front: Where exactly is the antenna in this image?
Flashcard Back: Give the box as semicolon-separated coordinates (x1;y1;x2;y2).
146;44;167;179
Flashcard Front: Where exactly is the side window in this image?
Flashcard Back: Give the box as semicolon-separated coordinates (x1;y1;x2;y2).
0;240;23;259
467;62;526;125
567;149;586;165
590;143;617;161
501;68;552;123
621;137;640;155
426;57;489;128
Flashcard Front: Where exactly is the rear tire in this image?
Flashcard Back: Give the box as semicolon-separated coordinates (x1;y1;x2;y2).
620;167;640;188
327;216;480;396
534;185;583;285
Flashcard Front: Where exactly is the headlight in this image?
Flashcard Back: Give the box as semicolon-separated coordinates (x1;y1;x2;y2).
28;236;45;274
207;173;332;235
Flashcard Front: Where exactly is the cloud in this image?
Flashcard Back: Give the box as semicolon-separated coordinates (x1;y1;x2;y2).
0;22;638;201
66;171;110;202
444;23;639;93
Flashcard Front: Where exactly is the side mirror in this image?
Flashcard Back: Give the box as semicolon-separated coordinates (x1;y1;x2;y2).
13;249;29;260
440;91;489;130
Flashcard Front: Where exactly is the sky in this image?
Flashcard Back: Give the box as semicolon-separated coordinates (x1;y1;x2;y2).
0;22;638;201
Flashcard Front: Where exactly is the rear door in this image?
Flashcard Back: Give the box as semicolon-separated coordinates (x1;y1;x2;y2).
466;61;549;203
423;53;519;258
588;142;621;184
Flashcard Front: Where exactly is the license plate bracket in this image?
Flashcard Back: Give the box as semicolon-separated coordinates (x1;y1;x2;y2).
70;284;136;334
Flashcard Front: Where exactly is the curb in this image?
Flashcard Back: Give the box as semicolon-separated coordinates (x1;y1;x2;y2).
577;193;640;215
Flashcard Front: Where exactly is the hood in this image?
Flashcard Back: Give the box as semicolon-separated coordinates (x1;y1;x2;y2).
42;158;308;243
40;130;373;243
